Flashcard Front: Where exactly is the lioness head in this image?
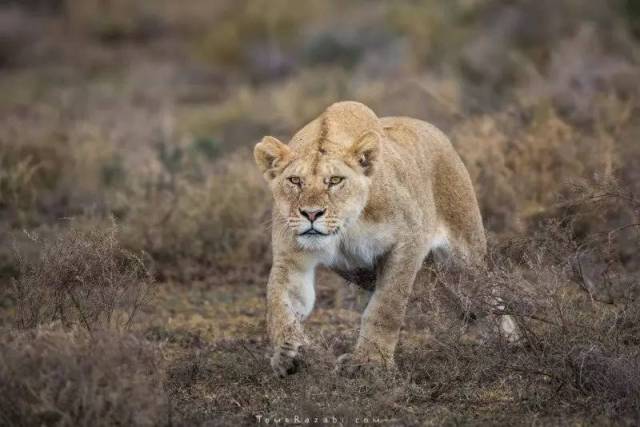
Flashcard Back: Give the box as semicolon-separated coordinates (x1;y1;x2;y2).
254;102;381;250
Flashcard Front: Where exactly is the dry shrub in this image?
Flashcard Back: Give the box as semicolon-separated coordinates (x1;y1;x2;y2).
0;108;121;228
0;114;69;226
12;219;154;332
0;147;45;222
387;1;473;67
494;295;640;420
120;151;271;280
485;208;640;420
0;327;168;427
518;25;639;121
398;181;640;422
63;0;165;42
560;181;640;301
0;6;44;67
453;104;621;235
194;0;313;69
569;346;640;414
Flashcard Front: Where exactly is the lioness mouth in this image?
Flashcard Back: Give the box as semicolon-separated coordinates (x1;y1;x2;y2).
300;228;328;236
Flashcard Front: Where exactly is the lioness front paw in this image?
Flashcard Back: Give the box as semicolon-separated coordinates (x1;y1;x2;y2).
334;353;391;378
271;342;304;377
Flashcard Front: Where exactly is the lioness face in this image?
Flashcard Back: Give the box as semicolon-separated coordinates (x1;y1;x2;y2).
276;156;370;249
254;133;379;251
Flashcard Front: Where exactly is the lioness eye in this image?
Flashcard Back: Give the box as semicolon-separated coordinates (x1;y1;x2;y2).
328;176;344;186
288;176;301;185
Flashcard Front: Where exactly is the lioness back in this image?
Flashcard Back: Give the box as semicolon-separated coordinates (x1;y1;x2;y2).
378;116;487;263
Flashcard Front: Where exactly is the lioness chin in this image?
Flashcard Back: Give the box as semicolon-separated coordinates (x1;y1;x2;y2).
254;101;515;377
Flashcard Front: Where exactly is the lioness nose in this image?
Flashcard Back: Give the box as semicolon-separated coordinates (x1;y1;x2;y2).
300;208;325;222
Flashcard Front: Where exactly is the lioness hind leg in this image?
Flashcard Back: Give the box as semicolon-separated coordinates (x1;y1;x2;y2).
492;296;520;342
431;238;520;342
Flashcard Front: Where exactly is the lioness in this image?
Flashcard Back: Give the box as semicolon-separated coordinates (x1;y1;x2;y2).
254;101;497;377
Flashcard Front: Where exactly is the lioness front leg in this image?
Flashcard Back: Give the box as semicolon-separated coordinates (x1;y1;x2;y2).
336;242;424;375
267;257;316;377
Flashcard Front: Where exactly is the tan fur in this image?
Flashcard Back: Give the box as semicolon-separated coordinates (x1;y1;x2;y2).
254;101;489;377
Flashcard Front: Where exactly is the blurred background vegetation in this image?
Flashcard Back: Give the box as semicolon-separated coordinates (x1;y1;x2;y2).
1;1;640;425
1;0;638;279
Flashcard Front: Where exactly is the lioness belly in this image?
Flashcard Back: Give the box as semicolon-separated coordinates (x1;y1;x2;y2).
329;225;393;290
332;265;378;291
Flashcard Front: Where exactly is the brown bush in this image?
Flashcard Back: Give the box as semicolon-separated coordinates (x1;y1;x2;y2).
452;104;623;236
63;0;165;42
119;151;272;280
569;346;640;414
0;113;69;227
0;327;169;427
12;219;154;332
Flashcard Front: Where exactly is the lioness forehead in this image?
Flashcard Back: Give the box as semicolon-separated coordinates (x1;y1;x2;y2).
289;102;381;150
286;153;349;177
288;120;344;156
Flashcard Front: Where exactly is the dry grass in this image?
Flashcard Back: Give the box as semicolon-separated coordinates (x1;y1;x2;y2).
0;327;168;427
453;100;632;236
118;151;272;280
11;219;154;333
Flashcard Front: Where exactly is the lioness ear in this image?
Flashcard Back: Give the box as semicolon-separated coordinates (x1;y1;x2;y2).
350;131;380;176
254;136;291;180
